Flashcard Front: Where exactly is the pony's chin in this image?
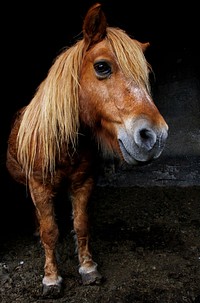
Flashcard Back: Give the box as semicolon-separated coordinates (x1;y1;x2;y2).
124;157;140;165
123;155;153;167
119;141;152;166
119;149;141;166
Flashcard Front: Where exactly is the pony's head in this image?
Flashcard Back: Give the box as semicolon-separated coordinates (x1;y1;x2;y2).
16;3;168;178
78;3;168;164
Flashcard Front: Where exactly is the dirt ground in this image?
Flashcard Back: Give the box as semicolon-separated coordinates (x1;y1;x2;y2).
0;185;200;303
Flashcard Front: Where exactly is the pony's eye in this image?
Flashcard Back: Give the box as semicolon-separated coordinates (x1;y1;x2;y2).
94;61;112;79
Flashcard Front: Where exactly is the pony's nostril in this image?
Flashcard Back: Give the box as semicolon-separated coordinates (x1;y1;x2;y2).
135;128;156;151
140;129;150;140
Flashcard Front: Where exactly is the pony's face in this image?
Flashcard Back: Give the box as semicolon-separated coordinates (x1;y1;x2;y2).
79;38;168;164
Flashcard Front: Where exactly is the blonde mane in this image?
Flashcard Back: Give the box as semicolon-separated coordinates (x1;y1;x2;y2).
16;27;151;179
106;27;151;92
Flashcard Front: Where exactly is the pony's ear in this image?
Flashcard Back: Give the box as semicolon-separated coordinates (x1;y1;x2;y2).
140;42;150;53
82;3;107;49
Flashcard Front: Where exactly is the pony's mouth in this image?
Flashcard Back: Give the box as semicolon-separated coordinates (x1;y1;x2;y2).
118;139;143;165
118;137;163;165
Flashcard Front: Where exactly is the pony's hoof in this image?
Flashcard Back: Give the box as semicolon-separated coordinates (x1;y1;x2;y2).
42;284;63;298
81;270;103;285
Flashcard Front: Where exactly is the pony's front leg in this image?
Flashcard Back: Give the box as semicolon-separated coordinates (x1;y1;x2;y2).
71;177;102;285
29;178;62;297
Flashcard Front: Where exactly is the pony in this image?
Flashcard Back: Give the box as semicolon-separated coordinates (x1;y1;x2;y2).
6;3;168;298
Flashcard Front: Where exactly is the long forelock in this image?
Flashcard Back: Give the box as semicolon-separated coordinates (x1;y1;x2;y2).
106;27;151;92
17;39;85;179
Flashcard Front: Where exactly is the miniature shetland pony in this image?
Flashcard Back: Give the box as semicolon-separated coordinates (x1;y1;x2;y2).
6;3;168;297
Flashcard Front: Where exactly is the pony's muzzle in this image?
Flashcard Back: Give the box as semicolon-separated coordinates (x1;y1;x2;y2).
118;118;168;164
